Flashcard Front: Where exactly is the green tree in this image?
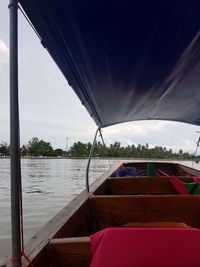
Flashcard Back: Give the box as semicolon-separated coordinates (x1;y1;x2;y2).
0;142;10;156
69;141;88;157
67;140;194;160
179;149;183;157
54;148;64;157
27;137;54;156
94;142;108;157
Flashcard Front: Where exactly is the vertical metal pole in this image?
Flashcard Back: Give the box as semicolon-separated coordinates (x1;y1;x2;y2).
86;128;99;192
99;129;111;168
192;136;200;166
9;0;22;266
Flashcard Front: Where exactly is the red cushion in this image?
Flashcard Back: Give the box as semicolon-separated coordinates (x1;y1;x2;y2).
90;227;200;267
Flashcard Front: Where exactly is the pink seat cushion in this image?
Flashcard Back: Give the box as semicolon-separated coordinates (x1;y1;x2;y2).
90;227;200;267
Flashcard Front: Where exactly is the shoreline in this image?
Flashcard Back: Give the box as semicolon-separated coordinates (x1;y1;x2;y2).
0;156;193;161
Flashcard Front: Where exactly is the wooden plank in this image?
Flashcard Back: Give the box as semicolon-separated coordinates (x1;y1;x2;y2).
108;177;194;195
123;162;147;169
123;221;188;227
50;236;90;244
91;195;200;229
92;179;109;195
48;237;91;267
178;164;200;177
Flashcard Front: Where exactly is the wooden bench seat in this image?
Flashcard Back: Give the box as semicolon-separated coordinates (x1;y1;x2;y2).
107;177;194;195
90;195;200;229
48;225;200;267
48;237;91;267
48;220;187;267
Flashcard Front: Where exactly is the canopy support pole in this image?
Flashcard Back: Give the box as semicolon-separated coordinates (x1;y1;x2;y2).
9;0;22;266
86;127;99;192
192;136;200;166
98;129;106;147
99;129;111;168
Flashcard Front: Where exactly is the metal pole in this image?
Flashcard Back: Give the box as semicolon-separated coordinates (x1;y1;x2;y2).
99;129;111;168
9;0;22;266
86;128;99;192
192;136;200;166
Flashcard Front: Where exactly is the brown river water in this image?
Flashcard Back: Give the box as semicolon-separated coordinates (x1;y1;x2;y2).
0;158;199;260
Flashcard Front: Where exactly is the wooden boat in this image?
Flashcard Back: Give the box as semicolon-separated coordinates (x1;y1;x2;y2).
3;161;200;267
6;0;200;266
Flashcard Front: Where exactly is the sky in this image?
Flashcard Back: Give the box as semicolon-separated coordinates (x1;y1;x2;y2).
0;0;200;153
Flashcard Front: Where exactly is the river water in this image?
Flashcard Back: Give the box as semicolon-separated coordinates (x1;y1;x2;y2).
0;158;199;260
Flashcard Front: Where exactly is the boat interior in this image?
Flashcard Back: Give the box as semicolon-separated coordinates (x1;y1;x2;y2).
18;162;200;267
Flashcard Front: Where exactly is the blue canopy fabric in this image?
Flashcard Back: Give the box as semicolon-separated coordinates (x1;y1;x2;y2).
19;0;200;128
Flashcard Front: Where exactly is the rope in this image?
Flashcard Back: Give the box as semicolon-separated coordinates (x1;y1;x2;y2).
18;4;42;41
19;165;34;266
10;252;34;266
9;170;34;266
10;252;22;261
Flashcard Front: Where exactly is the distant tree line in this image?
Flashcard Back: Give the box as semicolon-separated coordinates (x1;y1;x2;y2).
0;138;65;157
69;141;195;159
0;138;198;160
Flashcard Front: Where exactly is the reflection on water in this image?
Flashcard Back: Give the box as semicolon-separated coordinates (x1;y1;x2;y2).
0;158;199;259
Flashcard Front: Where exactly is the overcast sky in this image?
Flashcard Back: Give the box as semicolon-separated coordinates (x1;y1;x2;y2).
0;0;200;153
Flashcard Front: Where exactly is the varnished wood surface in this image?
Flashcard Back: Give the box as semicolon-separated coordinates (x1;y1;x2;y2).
178;164;200;177
50;236;90;244
108;177;194;195
49;237;91;267
123;221;188;227
91;195;200;229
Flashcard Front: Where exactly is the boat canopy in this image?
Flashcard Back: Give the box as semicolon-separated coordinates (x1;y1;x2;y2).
19;0;200;128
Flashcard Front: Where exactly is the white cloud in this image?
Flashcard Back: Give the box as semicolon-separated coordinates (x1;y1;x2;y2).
147;139;196;153
166;139;196;153
0;39;9;71
0;39;9;59
103;121;172;138
127;139;132;146
97;121;199;155
180;139;196;153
